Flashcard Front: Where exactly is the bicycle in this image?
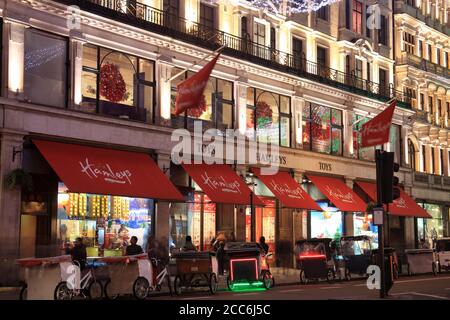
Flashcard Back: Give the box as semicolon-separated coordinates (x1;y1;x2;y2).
133;257;172;299
54;261;103;300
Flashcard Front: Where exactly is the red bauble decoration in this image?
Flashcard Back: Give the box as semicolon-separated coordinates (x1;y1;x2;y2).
187;95;207;118
256;101;273;120
100;63;127;103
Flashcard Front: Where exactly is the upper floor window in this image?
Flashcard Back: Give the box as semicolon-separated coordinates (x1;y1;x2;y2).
80;44;155;123
427;43;432;61
302;102;342;155
246;88;291;147
353;114;376;161
317;46;328;66
429;95;434;114
200;3;215;30
436;48;441;65
170;69;234;133
24;29;68;108
378;68;388;95
422;145;427;173
445;52;449;68
317;6;329;21
418;40;423;57
163;0;179;17
352;0;362;34
378;15;388;46
253;22;266;46
420;93;425;110
403;32;415;54
292;37;304;69
365;5;371;38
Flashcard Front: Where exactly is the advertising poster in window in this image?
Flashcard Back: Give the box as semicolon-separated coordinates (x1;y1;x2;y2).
310;202;342;240
353;212;378;248
203;195;216;251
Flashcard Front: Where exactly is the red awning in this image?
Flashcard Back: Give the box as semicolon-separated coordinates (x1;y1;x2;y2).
355;181;431;218
182;164;264;205
33;139;184;201
307;175;367;212
251;168;321;210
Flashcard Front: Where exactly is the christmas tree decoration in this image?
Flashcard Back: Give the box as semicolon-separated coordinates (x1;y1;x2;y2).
256;100;273;128
99;63;127;103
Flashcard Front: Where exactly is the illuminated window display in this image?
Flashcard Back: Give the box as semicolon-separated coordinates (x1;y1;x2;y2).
418;203;444;248
352;114;375;161
245;198;276;255
310;202;343;240
57;183;153;257
303;102;342;155
353;212;378;248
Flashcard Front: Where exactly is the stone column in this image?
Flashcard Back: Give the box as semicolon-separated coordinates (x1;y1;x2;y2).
70;39;84;110
0;129;26;285
234;164;247;241
402;125;411;168
344;177;355;236
343;107;355;158
235;81;248;135
156;58;173;126
155;152;172;249
292;90;305;149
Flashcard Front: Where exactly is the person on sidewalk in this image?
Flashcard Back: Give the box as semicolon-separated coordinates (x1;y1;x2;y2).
258;236;269;255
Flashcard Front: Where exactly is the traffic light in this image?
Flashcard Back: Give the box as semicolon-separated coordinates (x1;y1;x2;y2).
379;151;400;204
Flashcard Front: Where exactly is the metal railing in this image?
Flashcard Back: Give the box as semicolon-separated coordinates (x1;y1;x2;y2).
398;53;450;79
58;0;412;107
413;172;450;189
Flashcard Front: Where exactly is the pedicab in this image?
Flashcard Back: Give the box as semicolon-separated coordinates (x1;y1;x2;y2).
16;255;102;300
434;237;450;273
340;235;373;280
295;238;336;284
100;253;154;300
404;248;436;275
224;242;273;290
171;251;218;295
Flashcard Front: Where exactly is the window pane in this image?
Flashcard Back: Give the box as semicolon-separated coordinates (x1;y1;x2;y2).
302;119;311;150
311;105;331;153
217;79;233;101
83;44;98;69
138;59;154;82
217;102;233;131
80;70;97;113
332;109;342;125
24;29;67;108
280;96;290;114
247;87;255;106
331;128;342;155
281;116;290;147
256;92;279;145
137;84;153;122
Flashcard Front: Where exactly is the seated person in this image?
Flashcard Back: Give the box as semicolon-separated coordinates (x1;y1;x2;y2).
126;236;143;256
71;237;87;271
182;236;197;251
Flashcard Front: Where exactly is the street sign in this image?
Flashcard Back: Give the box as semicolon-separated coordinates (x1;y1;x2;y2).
373;207;384;225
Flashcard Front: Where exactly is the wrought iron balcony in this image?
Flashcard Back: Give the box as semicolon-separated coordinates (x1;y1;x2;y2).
398;53;450;79
57;0;412;108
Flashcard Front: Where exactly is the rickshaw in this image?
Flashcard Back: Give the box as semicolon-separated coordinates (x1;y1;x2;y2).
172;251;218;295
295;238;336;284
434;237;450;273
224;242;273;290
340;235;373;280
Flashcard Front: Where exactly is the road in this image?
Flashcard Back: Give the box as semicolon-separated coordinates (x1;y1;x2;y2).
151;274;450;300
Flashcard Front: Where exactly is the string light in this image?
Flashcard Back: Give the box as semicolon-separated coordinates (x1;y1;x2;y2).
243;0;341;14
24;42;65;71
68;193;87;218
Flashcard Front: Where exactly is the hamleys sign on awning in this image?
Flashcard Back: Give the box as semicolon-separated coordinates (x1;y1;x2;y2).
33;139;184;201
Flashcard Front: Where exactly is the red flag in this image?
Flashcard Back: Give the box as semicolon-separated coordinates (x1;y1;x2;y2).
360;100;396;148
174;53;220;116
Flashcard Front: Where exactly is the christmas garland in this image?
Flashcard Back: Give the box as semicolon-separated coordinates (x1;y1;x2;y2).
100;63;127;103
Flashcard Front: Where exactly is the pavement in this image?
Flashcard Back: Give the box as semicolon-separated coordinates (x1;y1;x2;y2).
2;270;450;300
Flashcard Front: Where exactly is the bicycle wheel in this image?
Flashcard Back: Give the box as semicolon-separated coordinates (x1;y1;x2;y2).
261;271;272;289
226;276;233;291
19;284;27;300
104;279;119;300
299;270;307;284
173;275;182;296
133;277;150;300
54;281;72;300
209;273;218;294
88;280;103;300
326;269;336;284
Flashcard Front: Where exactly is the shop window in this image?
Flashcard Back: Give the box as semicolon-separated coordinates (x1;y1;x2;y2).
378;68;387;96
80;44;155;123
200;3;215;30
417;203;444;248
310;202;343;239
378;15;388;46
302;102;342;155
170;202;189;249
246;87;291;147
187;193;216;251
352;114;375;161
352;0;362;34
24;29;68;108
57;183;154;256
246;198;276;258
353;213;378;249
170;68;234;133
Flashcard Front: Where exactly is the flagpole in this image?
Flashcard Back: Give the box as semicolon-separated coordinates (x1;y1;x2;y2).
167;45;226;83
351;97;396;127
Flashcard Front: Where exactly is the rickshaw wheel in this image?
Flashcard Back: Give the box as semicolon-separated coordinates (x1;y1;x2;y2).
87;280;103;300
226;276;233;291
299;270;307;284
261;271;272;289
133;277;150;300
326;269;336;284
174;276;182;296
54;281;72;300
104;279;119;300
19;284;27;300
209;273;218;294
